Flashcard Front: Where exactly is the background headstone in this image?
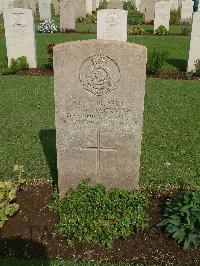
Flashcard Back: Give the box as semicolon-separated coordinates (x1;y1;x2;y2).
60;0;75;30
27;0;37;14
52;0;59;16
92;0;96;11
39;0;51;20
86;0;93;13
181;0;193;20
3;8;37;68
154;1;170;32
53;39;147;197
107;0;123;9
169;0;178;10
187;11;200;72
145;0;157;22
74;0;87;18
97;9;128;42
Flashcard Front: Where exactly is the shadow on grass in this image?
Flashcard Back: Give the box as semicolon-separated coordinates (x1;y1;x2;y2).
0;236;49;262
167;58;187;72
39;129;58;188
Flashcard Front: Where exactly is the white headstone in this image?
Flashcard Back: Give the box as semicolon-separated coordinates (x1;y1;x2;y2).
3;8;37;68
187;11;200;72
92;0;96;11
154;1;170;32
97;9;128;42
181;0;193;21
53;0;60;16
86;0;92;13
39;0;51;20
60;0;75;30
169;0;178;10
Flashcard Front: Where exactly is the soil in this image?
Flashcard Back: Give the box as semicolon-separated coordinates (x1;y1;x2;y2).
0;182;200;265
2;68;200;81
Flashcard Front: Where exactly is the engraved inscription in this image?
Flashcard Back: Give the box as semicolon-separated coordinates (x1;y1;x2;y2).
79;54;120;96
63;99;137;128
12;13;26;27
80;130;116;179
105;12;120;27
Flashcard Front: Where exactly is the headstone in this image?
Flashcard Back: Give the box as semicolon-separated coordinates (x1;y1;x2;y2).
96;0;100;8
92;0;96;11
97;9;128;42
154;1;170;32
74;0;87;18
13;0;28;8
39;0;51;20
52;0;59;16
181;0;193;20
187;11;200;72
86;0;92;13
107;0;123;9
27;0;37;14
0;0;4;14
139;0;146;13
3;8;37;68
145;0;157;22
53;39;147;197
60;0;75;31
169;0;178;10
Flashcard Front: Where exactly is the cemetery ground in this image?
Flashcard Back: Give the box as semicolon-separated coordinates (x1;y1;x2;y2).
0;14;200;266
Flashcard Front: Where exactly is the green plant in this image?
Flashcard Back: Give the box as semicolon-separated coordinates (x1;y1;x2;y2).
50;179;149;248
181;26;191;36
157;187;200;250
146;48;168;74
123;1;144;25
128;24;145;35
98;0;107;10
194;59;200;77
43;43;56;69
155;25;168;36
0;23;4;33
1;56;29;75
77;14;97;24
0;165;25;228
170;10;181;25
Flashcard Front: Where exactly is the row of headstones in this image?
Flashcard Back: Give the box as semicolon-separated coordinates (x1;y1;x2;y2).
2;6;200;72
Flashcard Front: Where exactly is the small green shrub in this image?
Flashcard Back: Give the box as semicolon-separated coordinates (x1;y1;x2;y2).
128;24;145;35
147;48;168;74
124;1;144;25
0;56;29;75
50;179;149;248
0;165;25;228
0;23;4;33
155;25;168;36
181;26;191;36
170;10;181;25
194;59;200;77
157;187;200;250
180;18;192;26
76;14;97;24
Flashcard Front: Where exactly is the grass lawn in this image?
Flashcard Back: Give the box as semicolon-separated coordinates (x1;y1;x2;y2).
1;76;199;186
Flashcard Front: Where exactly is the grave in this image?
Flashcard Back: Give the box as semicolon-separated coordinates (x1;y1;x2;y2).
39;0;51;20
154;1;170;32
60;0;75;31
181;0;193;21
187;11;200;72
3;8;37;68
97;9;128;42
107;0;123;9
53;40;147;197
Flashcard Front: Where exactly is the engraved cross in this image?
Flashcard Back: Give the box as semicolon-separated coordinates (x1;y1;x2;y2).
80;130;116;179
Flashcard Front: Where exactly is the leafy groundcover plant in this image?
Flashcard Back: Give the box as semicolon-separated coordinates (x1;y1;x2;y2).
157;187;200;250
50;179;149;248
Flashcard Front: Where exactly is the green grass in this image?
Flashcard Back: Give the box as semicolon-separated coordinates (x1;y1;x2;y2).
1;77;199;186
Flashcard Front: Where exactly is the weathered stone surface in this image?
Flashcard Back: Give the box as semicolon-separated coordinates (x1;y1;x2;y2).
54;39;147;197
39;0;51;20
169;0;178;10
181;0;193;21
92;0;96;11
27;0;37;14
86;0;92;13
74;0;86;18
97;9;128;42
13;0;28;8
145;0;157;22
154;1;170;32
60;0;75;30
107;0;123;9
187;11;200;72
3;8;37;68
